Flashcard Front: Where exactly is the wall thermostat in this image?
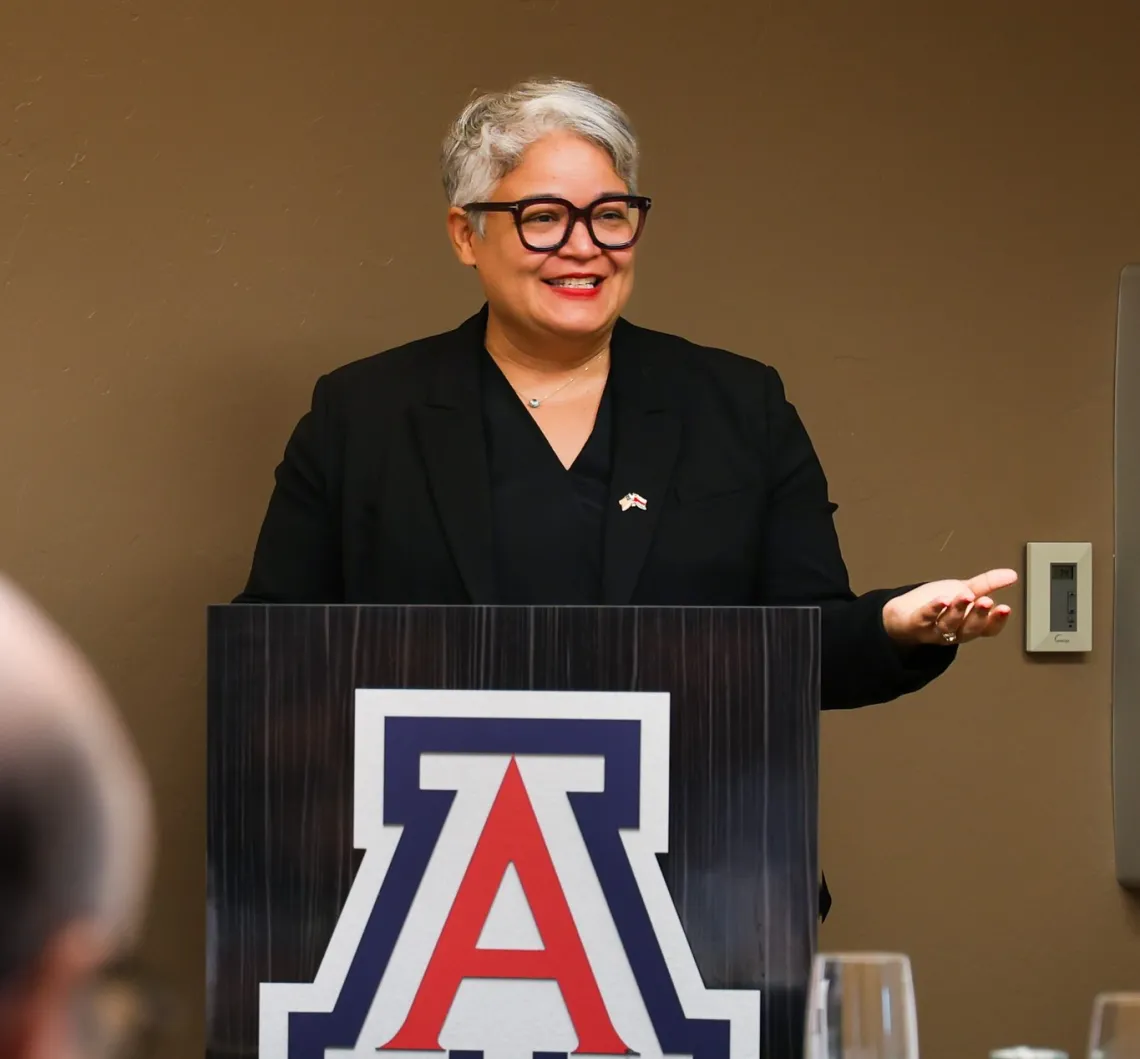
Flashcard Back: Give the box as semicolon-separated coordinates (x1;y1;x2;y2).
1025;542;1092;652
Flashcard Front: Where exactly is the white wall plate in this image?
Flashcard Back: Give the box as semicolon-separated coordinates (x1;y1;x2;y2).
1025;542;1092;653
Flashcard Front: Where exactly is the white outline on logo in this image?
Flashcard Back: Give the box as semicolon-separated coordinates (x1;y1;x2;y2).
259;689;761;1059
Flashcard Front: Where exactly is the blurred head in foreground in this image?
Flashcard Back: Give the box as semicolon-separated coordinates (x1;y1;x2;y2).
0;576;155;1059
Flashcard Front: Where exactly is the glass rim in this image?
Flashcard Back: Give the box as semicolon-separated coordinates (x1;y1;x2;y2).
813;951;912;963
990;1048;1069;1058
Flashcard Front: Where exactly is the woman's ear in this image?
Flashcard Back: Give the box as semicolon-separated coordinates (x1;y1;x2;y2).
446;207;479;268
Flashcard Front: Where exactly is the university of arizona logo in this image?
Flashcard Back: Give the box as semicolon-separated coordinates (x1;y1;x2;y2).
260;690;760;1059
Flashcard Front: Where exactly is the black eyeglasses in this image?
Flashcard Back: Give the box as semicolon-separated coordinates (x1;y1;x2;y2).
462;194;652;252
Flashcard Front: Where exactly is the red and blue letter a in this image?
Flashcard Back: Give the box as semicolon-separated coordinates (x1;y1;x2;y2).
381;757;629;1055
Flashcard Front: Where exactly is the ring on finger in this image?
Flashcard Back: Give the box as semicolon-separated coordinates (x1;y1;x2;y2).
934;605;959;644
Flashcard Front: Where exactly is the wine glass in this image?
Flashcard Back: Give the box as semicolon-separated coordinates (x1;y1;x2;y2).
804;953;920;1059
1089;993;1140;1059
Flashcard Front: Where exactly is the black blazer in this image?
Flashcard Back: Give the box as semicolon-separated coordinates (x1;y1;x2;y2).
238;307;954;709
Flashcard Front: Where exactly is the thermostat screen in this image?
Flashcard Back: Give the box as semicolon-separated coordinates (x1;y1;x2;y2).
1050;563;1078;631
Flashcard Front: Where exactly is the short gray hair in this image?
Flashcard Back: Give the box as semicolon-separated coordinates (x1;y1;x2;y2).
441;78;639;216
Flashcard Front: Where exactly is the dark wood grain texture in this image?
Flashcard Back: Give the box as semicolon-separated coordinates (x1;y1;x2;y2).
206;606;819;1059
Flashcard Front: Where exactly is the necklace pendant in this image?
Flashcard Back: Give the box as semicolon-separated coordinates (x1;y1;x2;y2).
528;397;541;408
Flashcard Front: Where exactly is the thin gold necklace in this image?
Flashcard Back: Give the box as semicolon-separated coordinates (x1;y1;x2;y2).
509;348;606;408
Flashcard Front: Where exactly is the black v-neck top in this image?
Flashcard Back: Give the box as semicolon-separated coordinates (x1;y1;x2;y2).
480;351;613;604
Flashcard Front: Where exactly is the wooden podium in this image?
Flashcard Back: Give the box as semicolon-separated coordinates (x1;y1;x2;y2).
206;606;819;1059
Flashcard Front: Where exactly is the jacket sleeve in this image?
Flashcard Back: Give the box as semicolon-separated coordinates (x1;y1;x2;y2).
234;375;344;604
756;365;954;709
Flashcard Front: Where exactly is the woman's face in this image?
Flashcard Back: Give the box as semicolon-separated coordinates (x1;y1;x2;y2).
449;130;638;348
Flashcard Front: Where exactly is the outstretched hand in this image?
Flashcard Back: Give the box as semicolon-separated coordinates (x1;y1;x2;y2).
882;568;1018;646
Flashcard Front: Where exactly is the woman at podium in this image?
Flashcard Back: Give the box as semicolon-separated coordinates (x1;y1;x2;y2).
236;77;1015;712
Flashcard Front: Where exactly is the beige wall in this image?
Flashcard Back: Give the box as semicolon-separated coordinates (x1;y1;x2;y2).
2;0;1138;1056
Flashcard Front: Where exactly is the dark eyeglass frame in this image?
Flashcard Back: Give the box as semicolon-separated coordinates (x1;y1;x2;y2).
462;194;652;252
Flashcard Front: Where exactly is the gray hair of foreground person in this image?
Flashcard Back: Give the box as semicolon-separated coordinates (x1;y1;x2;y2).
0;575;154;1053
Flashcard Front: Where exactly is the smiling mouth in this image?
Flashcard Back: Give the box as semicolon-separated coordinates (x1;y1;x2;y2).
544;277;602;289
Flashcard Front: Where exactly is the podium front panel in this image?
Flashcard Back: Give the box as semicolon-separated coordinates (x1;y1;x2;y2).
207;606;819;1059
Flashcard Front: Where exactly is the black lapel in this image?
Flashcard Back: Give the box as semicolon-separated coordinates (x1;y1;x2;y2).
410;307;497;603
603;318;684;604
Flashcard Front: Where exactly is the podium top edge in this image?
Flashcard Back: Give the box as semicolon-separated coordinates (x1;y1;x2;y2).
208;603;825;611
